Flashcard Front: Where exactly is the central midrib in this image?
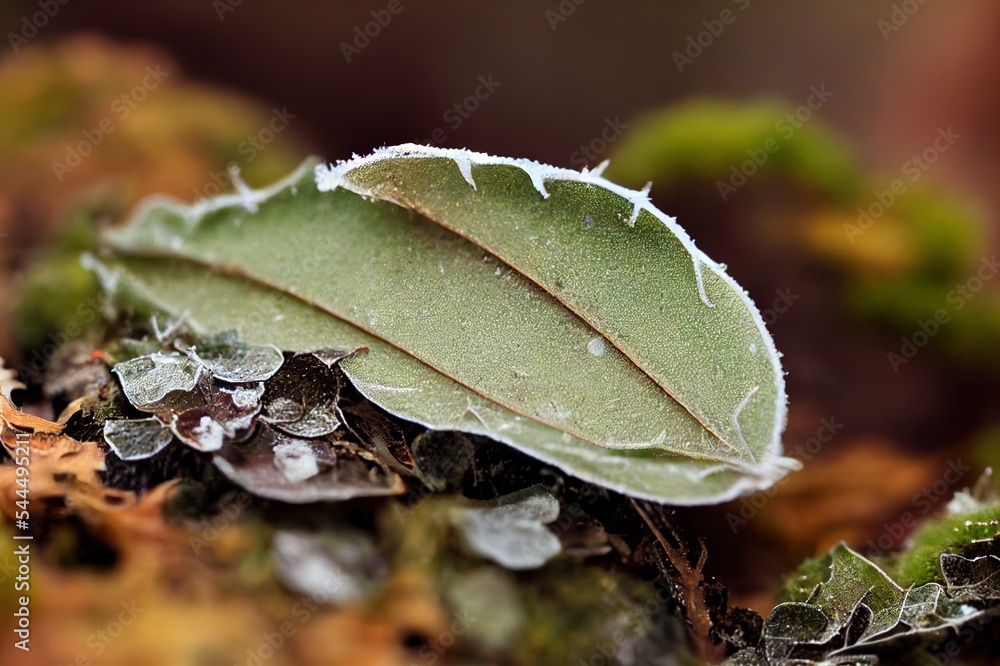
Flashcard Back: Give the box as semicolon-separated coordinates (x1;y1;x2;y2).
110;246;752;467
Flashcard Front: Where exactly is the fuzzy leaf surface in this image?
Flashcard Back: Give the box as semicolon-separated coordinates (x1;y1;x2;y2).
97;149;793;504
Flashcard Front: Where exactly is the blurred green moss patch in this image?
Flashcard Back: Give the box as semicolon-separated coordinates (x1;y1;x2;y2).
608;99;998;367
1;35;309;361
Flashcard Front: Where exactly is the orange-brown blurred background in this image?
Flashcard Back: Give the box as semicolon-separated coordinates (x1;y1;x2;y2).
2;0;999;623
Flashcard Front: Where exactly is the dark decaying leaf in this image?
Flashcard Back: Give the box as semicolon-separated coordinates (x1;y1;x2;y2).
108;351;267;455
104;334;413;503
168;379;263;451
338;398;414;473
410;429;474;491
169;410;228;452
941;553;1000;602
212;423;404;502
260;352;341;438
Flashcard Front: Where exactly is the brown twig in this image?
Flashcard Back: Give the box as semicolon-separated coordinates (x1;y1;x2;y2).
631;499;726;663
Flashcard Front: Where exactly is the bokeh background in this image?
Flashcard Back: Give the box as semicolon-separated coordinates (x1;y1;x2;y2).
1;0;999;660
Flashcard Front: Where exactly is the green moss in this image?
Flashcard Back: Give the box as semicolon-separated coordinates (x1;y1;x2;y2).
845;188;986;330
606;98;861;203
888;504;1000;587
607;98;997;367
10;206;106;357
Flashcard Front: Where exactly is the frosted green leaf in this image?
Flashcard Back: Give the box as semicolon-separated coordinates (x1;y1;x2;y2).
103;417;174;460
762;603;829;664
187;342;284;383
95;147;797;504
316;145;780;459
898;584;944;627
805;544;904;641
451;485;562;570
112;352;203;409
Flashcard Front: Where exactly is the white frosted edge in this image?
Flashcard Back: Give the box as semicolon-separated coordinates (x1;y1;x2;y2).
348;364;796;505
315;144;787;469
228;164;266;214
586;159;610;177
188;159;318;220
